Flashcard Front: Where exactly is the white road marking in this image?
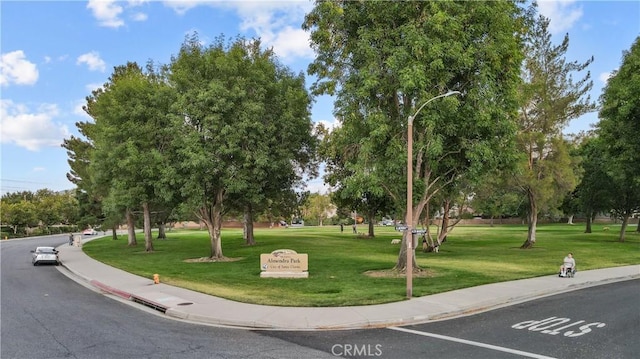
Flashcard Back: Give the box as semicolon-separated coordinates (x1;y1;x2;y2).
388;326;557;359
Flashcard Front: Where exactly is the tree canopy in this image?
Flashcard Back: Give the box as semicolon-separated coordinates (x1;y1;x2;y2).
596;36;640;240
304;0;526;270
169;34;317;257
514;13;594;248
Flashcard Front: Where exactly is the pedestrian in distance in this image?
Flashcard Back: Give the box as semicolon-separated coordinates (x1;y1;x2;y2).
559;253;576;277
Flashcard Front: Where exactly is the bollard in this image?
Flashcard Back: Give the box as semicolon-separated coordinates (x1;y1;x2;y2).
153;273;160;284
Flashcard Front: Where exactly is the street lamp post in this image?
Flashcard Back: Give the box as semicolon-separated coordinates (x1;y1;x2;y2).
406;90;461;299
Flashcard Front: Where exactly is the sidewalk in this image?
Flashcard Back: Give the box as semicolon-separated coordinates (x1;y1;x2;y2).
56;238;640;331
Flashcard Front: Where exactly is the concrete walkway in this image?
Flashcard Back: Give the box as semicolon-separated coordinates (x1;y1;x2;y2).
56;238;640;330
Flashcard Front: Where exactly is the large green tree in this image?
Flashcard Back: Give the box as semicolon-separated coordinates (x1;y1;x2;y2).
1;190;78;235
0;199;37;234
472;169;523;226
169;34;317;258
224;47;318;246
597;36;640;240
303;193;334;227
61;119;113;236
85;62;175;251
320;115;397;238
572;136;613;233
515;13;595;249
304;1;525;271
33;189;63;232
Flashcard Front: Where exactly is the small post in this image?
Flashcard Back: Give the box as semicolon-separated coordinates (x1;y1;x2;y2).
153;274;160;284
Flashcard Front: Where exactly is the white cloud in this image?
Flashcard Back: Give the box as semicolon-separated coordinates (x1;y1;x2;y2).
131;12;148;21
163;1;314;62
33;167;46;172
162;0;204;15
77;52;107;72
73;100;91;119
0;100;70;151
87;0;149;27
85;82;104;92
264;25;314;60
599;71;613;84
233;2;314;61
87;0;125;28
537;0;583;34
127;0;149;6
316;119;340;132
0;50;39;87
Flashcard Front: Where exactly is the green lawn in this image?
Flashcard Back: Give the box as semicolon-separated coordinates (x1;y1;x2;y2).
82;223;640;307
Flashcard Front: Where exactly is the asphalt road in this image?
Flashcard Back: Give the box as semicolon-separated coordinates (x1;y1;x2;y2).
2;235;638;359
1;236;335;359
262;278;640;359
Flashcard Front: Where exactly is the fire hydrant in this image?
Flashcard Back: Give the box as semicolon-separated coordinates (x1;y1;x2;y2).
153;273;160;284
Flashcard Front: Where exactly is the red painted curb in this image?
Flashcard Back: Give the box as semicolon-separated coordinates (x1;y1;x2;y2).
90;280;132;300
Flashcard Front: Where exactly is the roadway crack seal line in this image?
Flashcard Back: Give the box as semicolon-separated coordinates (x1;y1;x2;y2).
388;326;557;359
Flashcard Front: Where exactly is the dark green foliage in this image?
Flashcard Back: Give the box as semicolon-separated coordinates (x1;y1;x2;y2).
515;11;595;248
597;36;640;240
304;1;527;266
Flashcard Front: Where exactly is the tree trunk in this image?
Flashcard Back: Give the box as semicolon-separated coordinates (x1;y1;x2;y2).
367;210;375;237
157;223;166;239
199;189;225;259
521;192;537;249
111;225;118;240
126;208;137;246
585;210;593;233
393;230;419;272
244;205;255;245
424;204;435;246
438;200;451;245
619;213;629;242
567;214;574;225
142;202;154;252
242;214;247;241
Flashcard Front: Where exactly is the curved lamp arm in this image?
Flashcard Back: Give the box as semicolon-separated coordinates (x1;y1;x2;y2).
408;90;461;125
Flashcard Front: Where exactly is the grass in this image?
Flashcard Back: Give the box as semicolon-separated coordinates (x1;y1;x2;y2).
82;223;640;307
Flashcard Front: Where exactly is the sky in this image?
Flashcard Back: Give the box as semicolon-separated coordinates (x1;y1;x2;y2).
1;0;639;196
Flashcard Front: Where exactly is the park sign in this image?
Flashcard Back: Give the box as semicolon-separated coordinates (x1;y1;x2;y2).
260;249;308;278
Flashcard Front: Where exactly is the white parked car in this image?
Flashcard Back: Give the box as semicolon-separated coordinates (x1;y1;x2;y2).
31;246;60;266
83;228;98;235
